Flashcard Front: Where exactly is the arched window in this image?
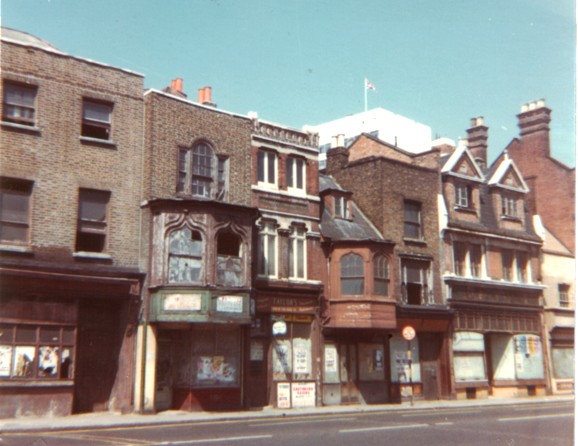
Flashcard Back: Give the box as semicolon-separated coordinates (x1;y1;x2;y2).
168;227;203;283
374;255;389;296
217;230;242;286
340;253;364;295
178;142;228;200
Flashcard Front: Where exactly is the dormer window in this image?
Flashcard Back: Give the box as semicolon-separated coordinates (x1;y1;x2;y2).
501;195;518;218
455;184;472;208
335;196;349;219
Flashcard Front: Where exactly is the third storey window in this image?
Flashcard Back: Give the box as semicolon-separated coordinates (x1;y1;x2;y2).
286;157;305;192
82;100;112;140
2;82;37;126
403;200;422;239
178;143;228;200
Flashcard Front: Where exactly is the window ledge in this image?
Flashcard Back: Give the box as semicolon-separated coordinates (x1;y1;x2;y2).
403;237;427;246
454;206;477;214
501;215;522;222
79;136;117;148
73;251;112;260
0;244;33;254
1;121;41;135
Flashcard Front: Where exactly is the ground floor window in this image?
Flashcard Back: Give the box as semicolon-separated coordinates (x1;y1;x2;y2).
271;315;313;381
0;324;75;380
174;325;241;388
552;347;574;379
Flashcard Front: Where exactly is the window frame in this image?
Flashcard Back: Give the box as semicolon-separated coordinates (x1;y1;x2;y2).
258;220;278;277
288;224;307;280
501;250;514;281
0;178;33;245
2;81;37;127
558;284;570;308
216;229;243;287
340;253;365;296
257;150;277;187
401;259;432;305
167;227;204;284
501;195;518;218
286;156;306;193
177;143;228;200
75;189;110;253
455;184;471;208
403;200;423;239
81;99;113;141
334;196;349;219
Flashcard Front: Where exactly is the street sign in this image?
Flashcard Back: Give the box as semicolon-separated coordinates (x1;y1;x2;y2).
402;325;416;341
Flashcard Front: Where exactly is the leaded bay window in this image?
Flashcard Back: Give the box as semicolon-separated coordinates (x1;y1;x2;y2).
340;253;364;295
2;82;37;126
289;225;306;279
168;227;203;283
217;230;243;287
373;255;389;296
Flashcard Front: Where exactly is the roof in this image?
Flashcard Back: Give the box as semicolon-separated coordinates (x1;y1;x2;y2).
319;175;386;243
1;27;62;52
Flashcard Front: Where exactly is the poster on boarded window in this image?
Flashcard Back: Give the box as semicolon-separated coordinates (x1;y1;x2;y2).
514;334;544;380
277;382;291;408
291;382;316;408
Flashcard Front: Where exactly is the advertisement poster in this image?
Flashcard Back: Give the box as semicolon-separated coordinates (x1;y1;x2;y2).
272;341;292;375
325;345;337;373
291;382;316;408
0;346;12;377
277;382;291;408
196;356;235;383
293;338;311;375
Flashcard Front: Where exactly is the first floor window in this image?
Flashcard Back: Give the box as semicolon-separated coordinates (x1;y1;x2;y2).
168;227;203;283
502;250;513;281
289;225;306;279
258;221;277;276
453;242;467;276
82;99;112;140
340;253;364;295
401;259;431;305
373;255;389;296
2;81;37;126
0;324;75;380
76;189;110;253
469;244;482;278
0;178;32;244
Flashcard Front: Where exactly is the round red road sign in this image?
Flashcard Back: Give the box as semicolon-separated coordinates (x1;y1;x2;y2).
402;325;416;341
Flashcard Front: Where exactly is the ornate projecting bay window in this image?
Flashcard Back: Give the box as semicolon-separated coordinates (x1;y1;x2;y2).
340;253;364;295
168;227;203;283
217;230;243;287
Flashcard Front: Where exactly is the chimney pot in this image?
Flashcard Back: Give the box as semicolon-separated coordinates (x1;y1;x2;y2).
172;78;183;92
204;86;212;104
198;88;206;104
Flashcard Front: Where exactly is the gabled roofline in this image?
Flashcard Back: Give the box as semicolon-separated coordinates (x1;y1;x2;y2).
487;158;530;193
441;145;485;181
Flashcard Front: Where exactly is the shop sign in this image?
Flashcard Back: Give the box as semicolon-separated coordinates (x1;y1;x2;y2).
163;294;202;312
291;382;316;408
216;295;244;313
272;320;287;335
277;382;291;408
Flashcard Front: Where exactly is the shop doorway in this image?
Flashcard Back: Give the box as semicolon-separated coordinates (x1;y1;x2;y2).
155;336;174;411
339;343;361;404
420;335;441;400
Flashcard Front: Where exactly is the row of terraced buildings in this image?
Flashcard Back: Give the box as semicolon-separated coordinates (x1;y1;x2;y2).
0;28;574;418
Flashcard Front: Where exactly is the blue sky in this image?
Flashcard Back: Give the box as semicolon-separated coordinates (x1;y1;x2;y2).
2;0;575;166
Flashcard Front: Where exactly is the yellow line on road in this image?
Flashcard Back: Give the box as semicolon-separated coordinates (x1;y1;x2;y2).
499;412;574;422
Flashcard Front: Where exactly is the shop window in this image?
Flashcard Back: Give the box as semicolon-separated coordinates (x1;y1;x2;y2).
178;143;228;200
0;178;32;244
403;200;422;239
272;317;313;381
168;227;203;283
373;255;389;296
491;333;544;381
340;253;364;295
75;189;110;253
258;220;277;277
174;325;240;388
401;259;432;305
358;343;385;381
286;156;305;193
289;225;306;279
81;99;112;140
0;325;75;380
452;332;487;382
257;150;277;187
2;81;37;126
558;284;571;308
216;230;242;286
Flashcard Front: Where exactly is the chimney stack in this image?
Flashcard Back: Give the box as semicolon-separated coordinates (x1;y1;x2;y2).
163;78;187;98
198;86;216;107
517;99;551;157
466;116;488;171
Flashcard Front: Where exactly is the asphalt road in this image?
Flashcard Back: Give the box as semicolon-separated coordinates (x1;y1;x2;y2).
1;401;574;446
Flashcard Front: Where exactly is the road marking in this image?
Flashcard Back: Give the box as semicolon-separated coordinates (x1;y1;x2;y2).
35;432;154;445
153;435;273;445
402;410;480;417
499;413;574;422
340;423;429;433
434;422;454;426
250;416;357;427
514;403;574;411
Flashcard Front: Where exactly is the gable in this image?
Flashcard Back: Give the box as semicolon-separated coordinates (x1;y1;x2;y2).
441;146;484;182
488;158;529;193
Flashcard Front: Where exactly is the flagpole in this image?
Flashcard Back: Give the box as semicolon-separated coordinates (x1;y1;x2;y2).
364;78;367;112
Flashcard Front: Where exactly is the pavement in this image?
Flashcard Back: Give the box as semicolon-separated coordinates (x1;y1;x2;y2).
0;395;574;433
